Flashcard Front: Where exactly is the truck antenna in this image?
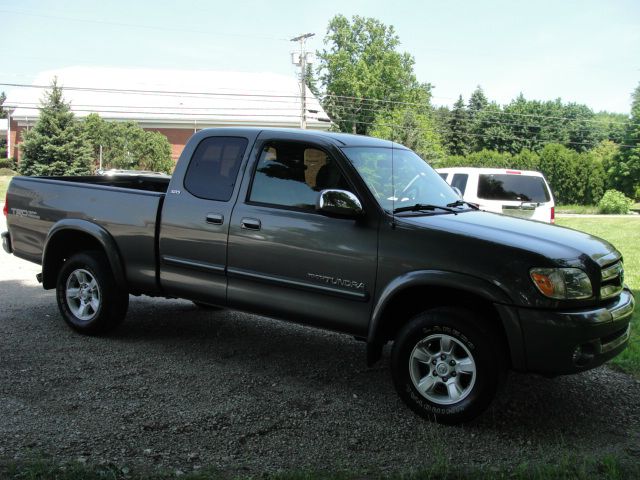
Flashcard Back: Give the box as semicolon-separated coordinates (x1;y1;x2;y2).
391;137;396;228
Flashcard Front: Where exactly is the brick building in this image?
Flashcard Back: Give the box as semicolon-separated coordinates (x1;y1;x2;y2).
4;67;331;163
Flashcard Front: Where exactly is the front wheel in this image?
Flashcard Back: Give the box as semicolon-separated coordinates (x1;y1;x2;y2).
391;307;504;424
56;251;129;334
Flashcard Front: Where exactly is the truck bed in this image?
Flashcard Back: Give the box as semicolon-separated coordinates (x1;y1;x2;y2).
6;175;169;294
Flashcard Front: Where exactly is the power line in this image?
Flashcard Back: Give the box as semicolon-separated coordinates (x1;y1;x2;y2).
0;9;290;42
2;81;635;127
6;98;619;137
4;93;632;139
6;101;303;112
322;101;632;136
3;84;637;148
2;104;307;119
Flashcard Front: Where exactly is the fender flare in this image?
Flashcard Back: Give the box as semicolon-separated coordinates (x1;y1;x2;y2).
42;219;127;289
366;270;523;367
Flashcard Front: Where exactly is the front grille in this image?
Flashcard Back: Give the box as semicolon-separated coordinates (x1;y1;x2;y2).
600;261;624;300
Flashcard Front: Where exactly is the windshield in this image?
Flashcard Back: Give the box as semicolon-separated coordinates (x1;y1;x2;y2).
341;146;460;213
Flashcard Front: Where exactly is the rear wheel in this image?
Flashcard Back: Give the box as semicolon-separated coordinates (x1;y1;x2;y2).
56;251;129;334
391;307;504;424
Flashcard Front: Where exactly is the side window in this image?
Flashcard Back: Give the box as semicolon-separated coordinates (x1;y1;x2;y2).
249;142;350;210
451;173;469;195
438;173;448;181
184;136;248;201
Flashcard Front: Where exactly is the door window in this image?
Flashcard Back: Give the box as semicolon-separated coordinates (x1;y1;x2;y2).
184;136;248;201
451;173;469;195
249;142;351;210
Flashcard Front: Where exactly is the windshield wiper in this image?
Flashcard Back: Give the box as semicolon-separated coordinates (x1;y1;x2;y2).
393;203;458;214
446;199;479;210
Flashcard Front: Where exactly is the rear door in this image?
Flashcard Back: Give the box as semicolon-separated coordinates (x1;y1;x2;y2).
159;129;258;304
226;132;379;336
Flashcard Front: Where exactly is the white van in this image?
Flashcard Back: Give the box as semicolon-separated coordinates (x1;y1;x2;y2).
436;167;555;223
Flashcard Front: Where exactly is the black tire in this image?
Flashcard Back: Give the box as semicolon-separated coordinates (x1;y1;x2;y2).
192;301;225;311
56;251;129;334
391;307;504;425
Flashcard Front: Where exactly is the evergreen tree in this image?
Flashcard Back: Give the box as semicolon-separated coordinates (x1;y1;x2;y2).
19;79;93;176
467;86;491;151
0;92;7;159
610;83;640;197
468;86;488;115
445;96;470;155
0;91;7;118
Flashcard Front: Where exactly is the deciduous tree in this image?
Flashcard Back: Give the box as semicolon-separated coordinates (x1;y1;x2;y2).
317;15;431;135
82;114;173;174
610;83;640;197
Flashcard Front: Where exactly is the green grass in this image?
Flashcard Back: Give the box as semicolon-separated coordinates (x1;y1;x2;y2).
556;217;639;376
1;454;637;480
0;175;14;199
555;204;601;214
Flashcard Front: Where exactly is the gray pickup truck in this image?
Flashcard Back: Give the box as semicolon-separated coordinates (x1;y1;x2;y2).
2;128;635;424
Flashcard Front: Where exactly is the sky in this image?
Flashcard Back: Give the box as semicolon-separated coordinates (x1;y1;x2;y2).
1;0;639;113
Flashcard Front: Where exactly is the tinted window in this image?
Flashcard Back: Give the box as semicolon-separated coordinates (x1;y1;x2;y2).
478;174;550;202
438;173;448;180
250;142;350;210
451;173;469;195
184;137;248;201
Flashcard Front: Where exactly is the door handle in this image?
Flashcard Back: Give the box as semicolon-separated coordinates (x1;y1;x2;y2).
241;218;261;230
206;213;224;225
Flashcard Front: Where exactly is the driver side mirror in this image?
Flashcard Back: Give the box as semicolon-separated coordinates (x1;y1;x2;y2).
316;189;364;218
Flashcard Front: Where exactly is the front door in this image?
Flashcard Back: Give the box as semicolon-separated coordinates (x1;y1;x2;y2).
226;134;379;336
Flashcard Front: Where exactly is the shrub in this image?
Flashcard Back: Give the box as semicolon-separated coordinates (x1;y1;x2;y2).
0;167;17;176
0;157;16;170
598;189;633;214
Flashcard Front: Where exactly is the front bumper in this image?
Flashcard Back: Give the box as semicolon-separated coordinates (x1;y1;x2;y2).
1;231;12;254
517;288;634;375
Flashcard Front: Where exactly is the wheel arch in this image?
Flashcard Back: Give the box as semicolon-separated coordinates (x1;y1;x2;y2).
42;219;127;290
366;270;524;369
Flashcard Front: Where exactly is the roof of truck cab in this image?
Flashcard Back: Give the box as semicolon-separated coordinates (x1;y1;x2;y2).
198;126;408;149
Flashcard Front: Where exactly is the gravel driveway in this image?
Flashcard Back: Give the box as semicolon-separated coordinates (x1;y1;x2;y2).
1;210;639;475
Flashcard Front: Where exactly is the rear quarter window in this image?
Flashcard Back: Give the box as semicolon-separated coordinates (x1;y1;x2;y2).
184;136;248;201
478;174;550;203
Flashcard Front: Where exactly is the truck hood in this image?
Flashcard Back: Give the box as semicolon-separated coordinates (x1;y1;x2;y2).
399;210;620;267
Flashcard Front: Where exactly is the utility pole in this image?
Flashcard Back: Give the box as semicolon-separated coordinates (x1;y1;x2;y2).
290;33;315;129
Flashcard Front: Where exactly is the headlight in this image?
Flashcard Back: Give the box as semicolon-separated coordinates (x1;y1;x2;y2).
530;267;592;300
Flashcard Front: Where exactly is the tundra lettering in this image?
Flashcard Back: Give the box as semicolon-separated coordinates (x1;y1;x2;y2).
307;273;365;290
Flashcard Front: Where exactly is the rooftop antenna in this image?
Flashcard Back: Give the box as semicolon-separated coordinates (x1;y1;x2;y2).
391;137;396;228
